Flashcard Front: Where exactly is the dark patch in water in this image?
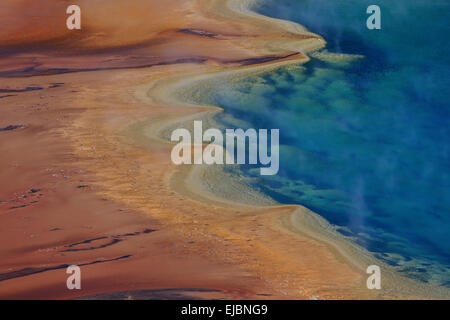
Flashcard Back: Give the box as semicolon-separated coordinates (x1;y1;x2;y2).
61;238;124;252
62;229;157;252
9;204;28;210
76;288;221;300
178;29;218;38
49;82;64;88
0;255;132;282
0;125;24;132
0;86;43;93
0;58;209;77
229;52;301;66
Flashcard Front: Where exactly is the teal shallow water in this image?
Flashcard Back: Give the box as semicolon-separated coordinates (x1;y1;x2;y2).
180;0;450;289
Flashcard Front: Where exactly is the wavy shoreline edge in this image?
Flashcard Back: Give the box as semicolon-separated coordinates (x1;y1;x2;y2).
140;0;449;299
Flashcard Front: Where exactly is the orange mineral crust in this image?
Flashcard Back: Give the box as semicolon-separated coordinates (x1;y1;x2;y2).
0;0;319;75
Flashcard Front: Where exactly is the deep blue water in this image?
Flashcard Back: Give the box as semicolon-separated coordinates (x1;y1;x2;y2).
183;0;450;286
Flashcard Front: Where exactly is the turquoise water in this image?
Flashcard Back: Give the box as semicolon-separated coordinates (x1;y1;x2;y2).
182;0;450;287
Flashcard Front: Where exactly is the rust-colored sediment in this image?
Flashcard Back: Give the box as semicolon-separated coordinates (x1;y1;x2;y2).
0;0;400;299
